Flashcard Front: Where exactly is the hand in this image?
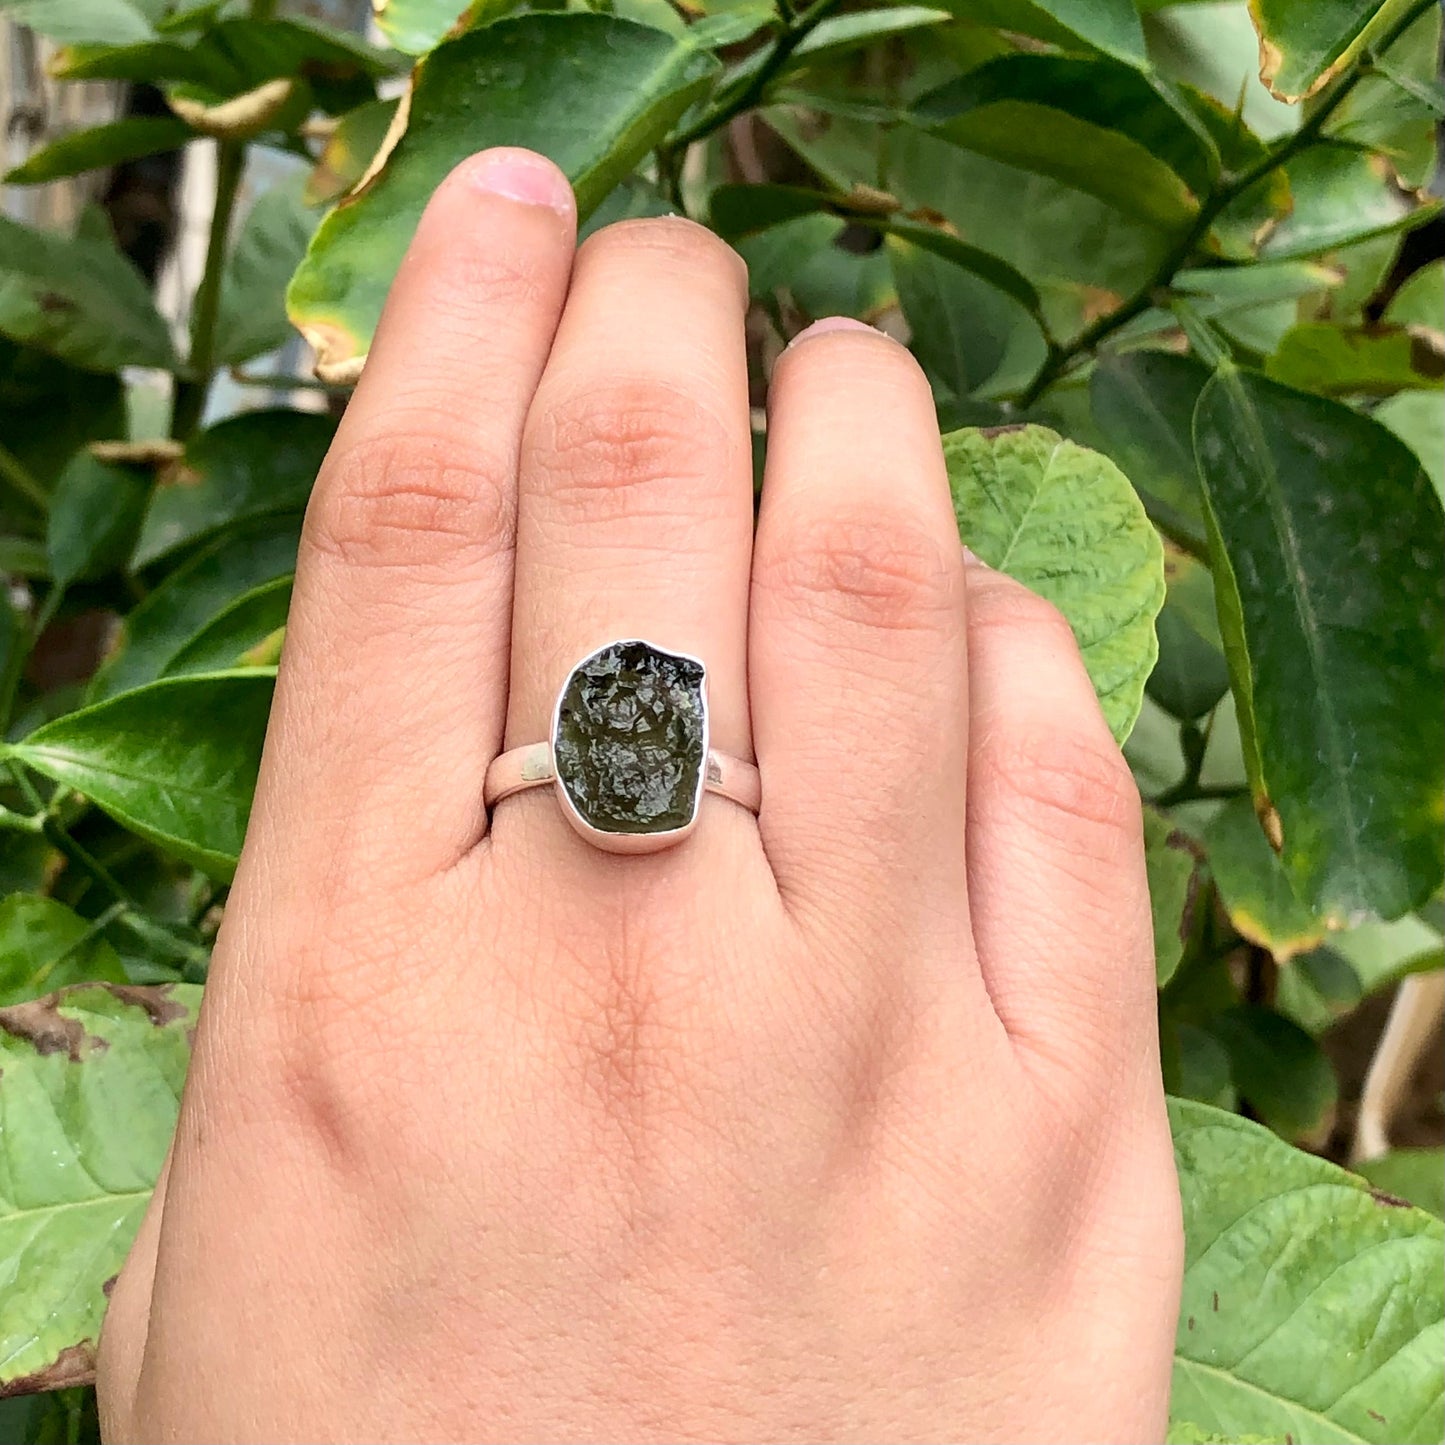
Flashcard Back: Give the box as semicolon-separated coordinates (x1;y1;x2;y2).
98;147;1182;1444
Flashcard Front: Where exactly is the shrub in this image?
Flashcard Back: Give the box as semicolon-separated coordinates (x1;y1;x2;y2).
0;0;1442;1440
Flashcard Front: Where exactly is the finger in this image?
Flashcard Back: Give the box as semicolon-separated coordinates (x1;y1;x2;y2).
500;217;754;828
961;562;1154;1062
749;320;972;945
260;149;576;876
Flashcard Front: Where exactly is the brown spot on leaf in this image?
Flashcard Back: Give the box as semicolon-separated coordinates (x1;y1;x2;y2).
90;438;183;467
1257;800;1284;853
102;1274;118;1298
0;1341;96;1398
844;183;900;216
169;77;296;141
1370;1188;1411;1208
0;995;90;1061
339;82;410;208
157;459;203;490
110;983;188;1027
37;292;76;314
1186;1316;1195;1331
1368;1410;1386;1424
979;424;1031;439
1211;1290;1220;1312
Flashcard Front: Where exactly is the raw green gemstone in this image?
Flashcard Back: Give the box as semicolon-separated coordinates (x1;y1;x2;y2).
554;640;706;835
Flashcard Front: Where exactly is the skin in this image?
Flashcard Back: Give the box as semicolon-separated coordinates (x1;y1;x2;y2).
97;147;1183;1444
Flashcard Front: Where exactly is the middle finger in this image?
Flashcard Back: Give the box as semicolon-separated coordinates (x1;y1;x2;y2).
501;219;755;828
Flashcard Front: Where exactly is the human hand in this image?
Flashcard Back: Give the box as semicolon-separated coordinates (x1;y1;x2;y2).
97;147;1182;1443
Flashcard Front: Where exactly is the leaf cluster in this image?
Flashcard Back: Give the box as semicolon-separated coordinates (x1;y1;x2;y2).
0;0;1441;1439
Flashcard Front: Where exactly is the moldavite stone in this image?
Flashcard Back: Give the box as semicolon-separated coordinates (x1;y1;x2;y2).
554;641;706;835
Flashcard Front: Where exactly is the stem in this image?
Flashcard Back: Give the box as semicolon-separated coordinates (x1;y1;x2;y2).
30;900;127;993
0;802;43;834
0;583;65;738
1015;0;1436;408
666;0;847;154
171;138;245;440
0;439;50;515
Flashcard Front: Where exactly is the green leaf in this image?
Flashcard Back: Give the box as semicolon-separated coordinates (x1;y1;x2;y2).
1146;808;1204;986
912;55;1211;231
722;6;949;91
4;117;192;185
372;0;490;55
1275;945;1365;1037
1376;391;1445;489
1327;4;1442;189
943;425;1165;743
1192;367;1445;924
687;2;776;49
887;235;1047;401
1330;912;1444;997
161;575;293;677
93;517;300;700
1357;1150;1445;1220
0;341;125;503
734;212;894;324
304;97;399;207
0;983;198;1395
0;0;165;45
131;411;331;571
1256;144;1435;261
1387;261;1444;329
1247;0;1384;102
767;111;1170;343
8;672;273;879
0;897;126;1007
1090;349;1209;554
46;454;151;588
1169;1096;1444;1445
1148;549;1230;721
1205;796;1327;964
1162;1021;1236;1111
0;213;175;373
287;14;719;380
213;190;317;367
935;0;1147;67
1210;1005;1337;1142
1266;323;1444;396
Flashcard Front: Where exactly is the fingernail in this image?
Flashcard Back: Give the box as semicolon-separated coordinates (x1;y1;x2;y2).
962;545;988;568
466;147;574;218
787;316;882;348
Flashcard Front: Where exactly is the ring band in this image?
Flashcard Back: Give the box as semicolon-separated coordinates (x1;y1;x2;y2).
485;742;761;812
484;638;759;854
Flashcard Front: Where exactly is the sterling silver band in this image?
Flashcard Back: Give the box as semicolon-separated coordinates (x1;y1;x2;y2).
485;742;761;815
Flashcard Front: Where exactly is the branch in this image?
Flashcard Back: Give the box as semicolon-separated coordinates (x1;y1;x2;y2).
171;138;246;439
1015;0;1438;408
666;0;847;154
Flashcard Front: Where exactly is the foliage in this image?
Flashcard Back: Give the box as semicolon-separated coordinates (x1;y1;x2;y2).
0;0;1442;1438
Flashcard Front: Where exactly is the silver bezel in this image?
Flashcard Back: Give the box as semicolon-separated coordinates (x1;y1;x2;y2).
549;639;709;855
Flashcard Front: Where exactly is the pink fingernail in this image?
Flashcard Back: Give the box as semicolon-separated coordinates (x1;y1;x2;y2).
962;545;988;568
466;147;575;218
787;316;883;348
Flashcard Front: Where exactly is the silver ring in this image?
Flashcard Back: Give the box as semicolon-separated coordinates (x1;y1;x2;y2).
484;639;760;854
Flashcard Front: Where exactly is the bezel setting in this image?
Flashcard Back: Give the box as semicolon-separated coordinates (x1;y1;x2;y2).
549;639;710;855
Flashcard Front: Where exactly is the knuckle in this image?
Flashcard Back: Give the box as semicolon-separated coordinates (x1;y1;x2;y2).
968;573;1079;655
582;214;746;291
979;722;1141;848
528;375;729;516
763;504;961;635
307;426;514;571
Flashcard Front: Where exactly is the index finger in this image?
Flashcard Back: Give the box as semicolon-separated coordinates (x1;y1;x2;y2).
255;149;577;881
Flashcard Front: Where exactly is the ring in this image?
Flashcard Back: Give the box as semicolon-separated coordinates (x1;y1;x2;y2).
484;638;761;854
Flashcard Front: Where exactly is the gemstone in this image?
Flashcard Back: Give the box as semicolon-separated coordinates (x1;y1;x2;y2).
553;640;707;835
